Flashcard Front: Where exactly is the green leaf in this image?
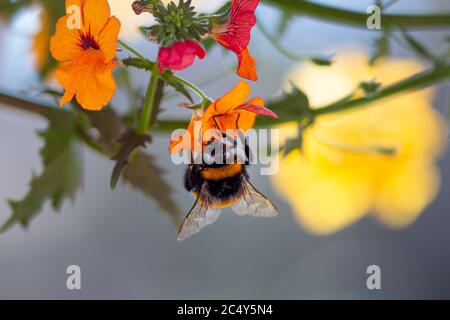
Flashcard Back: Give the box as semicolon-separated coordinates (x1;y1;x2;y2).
81;107;125;154
122;57;155;70
1;113;82;233
310;56;334;66
122;152;181;226
268;84;312;121
110;129;152;189
360;80;382;97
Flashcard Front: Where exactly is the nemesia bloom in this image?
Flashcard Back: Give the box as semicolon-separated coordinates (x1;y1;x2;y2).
272;50;447;235
170;81;278;154
157;40;206;72
50;0;121;111
33;9;50;71
211;0;259;81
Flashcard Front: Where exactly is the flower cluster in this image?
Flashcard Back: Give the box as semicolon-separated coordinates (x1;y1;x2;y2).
50;0;270;153
272;50;447;235
169;81;278;154
134;0;260;79
50;0;121;111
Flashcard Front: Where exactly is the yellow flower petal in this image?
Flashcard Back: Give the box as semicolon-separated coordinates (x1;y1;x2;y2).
272;150;374;235
272;48;447;235
373;162;441;229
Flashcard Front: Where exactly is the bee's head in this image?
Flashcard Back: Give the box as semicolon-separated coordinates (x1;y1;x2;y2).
200;134;250;166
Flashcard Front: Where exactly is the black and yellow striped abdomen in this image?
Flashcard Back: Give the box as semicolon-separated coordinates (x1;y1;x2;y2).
184;164;248;209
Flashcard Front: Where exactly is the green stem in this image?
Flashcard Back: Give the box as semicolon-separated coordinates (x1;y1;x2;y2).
173;75;212;103
119;40;211;103
256;18;331;63
118;39;146;60
1;65;449;134
153;63;450;130
138;64;160;134
256;19;303;61
0;89;59;117
314;64;450;116
262;0;450;29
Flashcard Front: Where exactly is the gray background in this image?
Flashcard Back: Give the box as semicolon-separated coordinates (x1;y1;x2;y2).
0;0;449;299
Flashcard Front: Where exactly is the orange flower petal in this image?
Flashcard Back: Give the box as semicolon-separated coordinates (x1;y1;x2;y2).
76;62;116;111
95;61;117;93
215;113;240;132
244;97;265;107
55;62;77;107
99;16;121;62
82;0;110;39
235;109;257;132
236;97;278;118
60;90;76;108
213;81;251;114
66;0;82;9
170;116;204;154
56;50;116;110
50;16;84;61
237;49;258;81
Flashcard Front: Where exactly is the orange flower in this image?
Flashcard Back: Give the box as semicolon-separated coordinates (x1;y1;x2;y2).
170;81;277;154
33;9;50;71
50;0;121;111
211;0;259;81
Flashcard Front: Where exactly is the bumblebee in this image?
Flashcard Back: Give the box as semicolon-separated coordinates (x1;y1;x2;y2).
177;136;278;240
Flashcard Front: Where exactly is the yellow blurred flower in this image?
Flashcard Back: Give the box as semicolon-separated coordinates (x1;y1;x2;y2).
271;49;448;235
32;8;50;71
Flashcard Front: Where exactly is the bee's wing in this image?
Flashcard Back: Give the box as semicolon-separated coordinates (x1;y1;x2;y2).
177;189;221;241
232;178;278;217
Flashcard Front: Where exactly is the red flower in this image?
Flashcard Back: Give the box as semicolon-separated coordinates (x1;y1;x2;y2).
212;0;259;81
157;40;206;72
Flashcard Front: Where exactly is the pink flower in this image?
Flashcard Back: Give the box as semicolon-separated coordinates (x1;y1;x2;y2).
157;40;206;72
212;0;259;81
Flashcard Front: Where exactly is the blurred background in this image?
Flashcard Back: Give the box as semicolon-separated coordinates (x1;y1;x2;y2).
0;0;450;299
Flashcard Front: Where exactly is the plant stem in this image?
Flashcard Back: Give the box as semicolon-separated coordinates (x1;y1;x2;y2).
262;0;450;29
2;64;449;133
0;89;59;117
153;63;450;130
118;39;146;60
138;64;160;134
173;75;212;103
256;18;331;63
119;40;211;103
314;63;450;116
256;19;304;61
